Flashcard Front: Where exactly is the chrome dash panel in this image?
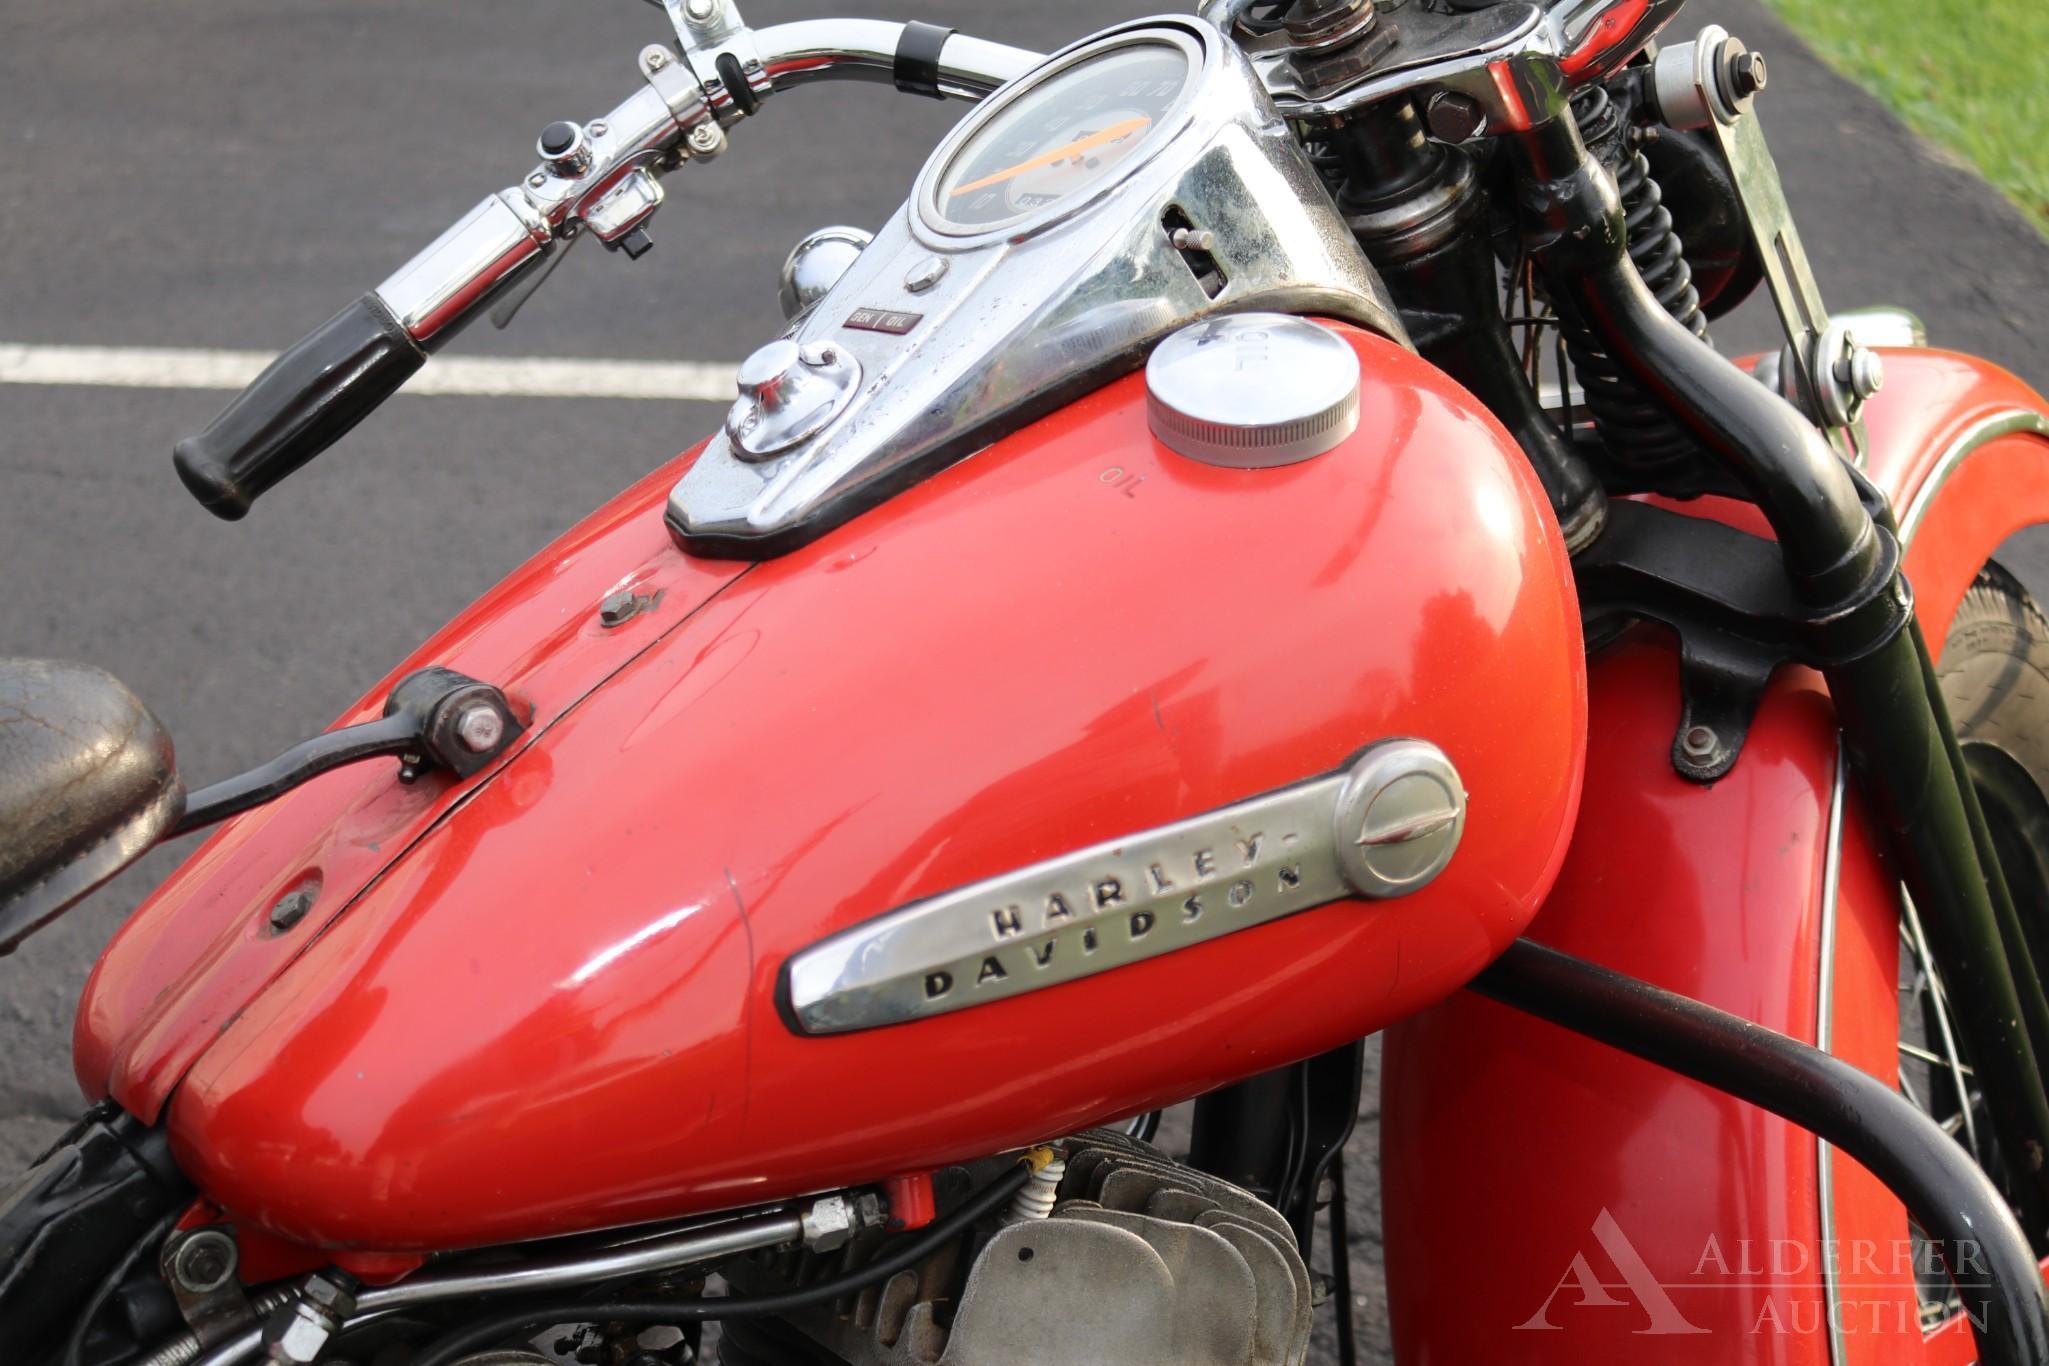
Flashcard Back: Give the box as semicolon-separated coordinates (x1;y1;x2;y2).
665;15;1404;560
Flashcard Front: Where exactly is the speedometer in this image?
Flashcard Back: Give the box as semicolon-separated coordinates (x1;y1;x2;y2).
922;34;1200;236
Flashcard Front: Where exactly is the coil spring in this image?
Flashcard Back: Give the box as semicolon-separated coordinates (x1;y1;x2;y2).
1009;1157;1065;1221
1557;85;1709;478
1305;136;1347;199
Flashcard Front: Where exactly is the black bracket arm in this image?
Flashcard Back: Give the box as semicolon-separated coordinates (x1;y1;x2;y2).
170;667;524;838
1575;496;1905;782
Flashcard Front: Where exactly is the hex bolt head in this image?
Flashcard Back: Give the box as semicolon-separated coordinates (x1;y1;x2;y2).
1681;724;1720;761
453;703;506;755
169;1227;239;1294
1424;91;1488;144
261;1273;357;1366
269;889;316;932
1728;49;1768;99
1282;0;1372;40
599;589;641;627
684;0;721;24
801;1195;858;1251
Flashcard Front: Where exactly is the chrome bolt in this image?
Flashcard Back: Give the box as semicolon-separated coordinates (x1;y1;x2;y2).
1168;227;1216;253
263;1274;357;1366
589;121;608;137
1681;725;1719;762
687;122;727;158
684;0;721;23
168;1227;239;1294
454;703;506;755
642;45;671;72
802;1195;858;1251
528;172;547;188
1837;343;1885;401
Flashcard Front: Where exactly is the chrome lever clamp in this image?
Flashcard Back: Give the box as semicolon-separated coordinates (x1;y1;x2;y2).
663;0;773;126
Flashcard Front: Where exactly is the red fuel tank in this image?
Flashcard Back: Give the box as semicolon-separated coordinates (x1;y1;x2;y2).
78;323;1587;1252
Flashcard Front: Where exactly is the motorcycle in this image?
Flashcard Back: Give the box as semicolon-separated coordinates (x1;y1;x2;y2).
5;0;2049;1361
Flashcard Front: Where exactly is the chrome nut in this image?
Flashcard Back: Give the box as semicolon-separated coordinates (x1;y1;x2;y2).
801;1195;858;1252
267;1307;333;1366
263;1273;358;1366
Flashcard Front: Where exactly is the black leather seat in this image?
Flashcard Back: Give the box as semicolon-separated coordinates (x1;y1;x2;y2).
0;660;183;953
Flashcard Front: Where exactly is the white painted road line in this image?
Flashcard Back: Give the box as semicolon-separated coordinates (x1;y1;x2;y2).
0;344;740;401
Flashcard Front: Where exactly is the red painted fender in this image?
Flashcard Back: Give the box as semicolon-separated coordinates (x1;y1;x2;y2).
1381;347;2049;1364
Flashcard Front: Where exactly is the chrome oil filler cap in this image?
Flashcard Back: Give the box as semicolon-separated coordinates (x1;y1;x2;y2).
727;339;862;461
1145;313;1361;467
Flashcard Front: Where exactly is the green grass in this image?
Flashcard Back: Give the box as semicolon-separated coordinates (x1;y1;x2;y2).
1759;0;2049;235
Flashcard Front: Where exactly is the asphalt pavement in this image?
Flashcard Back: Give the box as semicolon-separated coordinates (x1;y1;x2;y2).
2;1;2047;1362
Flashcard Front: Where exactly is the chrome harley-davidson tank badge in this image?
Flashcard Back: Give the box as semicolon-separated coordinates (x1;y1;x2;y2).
781;740;1465;1033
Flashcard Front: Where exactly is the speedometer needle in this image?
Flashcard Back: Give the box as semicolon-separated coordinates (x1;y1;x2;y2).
948;116;1153;197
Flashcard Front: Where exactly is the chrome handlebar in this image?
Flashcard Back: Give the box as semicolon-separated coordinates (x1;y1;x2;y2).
173;10;1039;519
375;17;1039;350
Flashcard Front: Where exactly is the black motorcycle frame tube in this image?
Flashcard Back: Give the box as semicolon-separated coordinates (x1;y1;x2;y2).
1471;939;2049;1366
1508;107;2049;1233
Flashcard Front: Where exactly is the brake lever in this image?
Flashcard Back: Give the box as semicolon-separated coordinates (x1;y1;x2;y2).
490;233;579;330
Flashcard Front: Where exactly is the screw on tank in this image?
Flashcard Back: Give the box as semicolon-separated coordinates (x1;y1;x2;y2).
1144;314;1361;468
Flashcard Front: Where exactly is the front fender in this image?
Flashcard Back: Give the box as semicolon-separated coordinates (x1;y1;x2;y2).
1381;346;2049;1363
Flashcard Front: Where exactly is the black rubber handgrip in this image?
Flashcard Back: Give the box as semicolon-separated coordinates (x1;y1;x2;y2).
173;293;425;520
